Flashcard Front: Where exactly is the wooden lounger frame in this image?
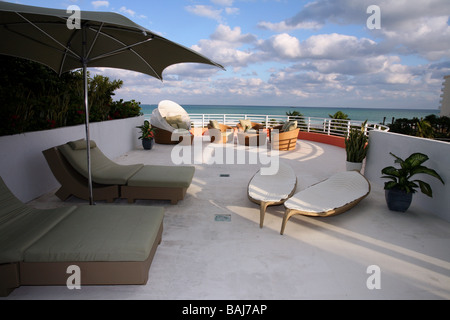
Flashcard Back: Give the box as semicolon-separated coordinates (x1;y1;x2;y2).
43;146;190;205
43;147;118;203
247;164;298;229
248;179;298;229
0;223;162;296
121;186;188;205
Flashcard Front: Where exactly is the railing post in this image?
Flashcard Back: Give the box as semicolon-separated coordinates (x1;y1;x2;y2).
307;118;311;132
347;121;351;137
327;120;331;135
223;114;226;126
202;114;205;128
265;115;269;128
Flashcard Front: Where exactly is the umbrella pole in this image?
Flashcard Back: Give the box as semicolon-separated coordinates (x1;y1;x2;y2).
83;63;94;205
82;27;94;205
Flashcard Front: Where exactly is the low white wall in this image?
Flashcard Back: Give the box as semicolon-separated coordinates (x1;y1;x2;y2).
0;116;145;203
365;130;450;221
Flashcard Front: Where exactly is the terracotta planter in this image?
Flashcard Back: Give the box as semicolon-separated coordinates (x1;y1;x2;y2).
385;189;413;212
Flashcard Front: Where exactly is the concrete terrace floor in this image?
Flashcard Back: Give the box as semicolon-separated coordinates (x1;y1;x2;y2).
5;136;450;300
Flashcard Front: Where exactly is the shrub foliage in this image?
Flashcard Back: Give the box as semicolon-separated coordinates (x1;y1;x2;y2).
0;56;142;136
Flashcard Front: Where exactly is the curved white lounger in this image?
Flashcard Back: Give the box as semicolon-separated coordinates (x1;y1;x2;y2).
248;163;297;228
281;171;371;235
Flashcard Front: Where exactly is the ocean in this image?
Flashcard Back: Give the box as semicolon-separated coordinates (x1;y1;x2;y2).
141;104;440;124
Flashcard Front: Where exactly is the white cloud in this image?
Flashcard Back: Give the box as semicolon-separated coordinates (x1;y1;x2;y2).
192;25;259;68
261;33;378;61
185;5;223;22
91;1;109;9
90;1;449;109
225;7;239;15
258;20;322;32
262;0;450;60
119;6;136;17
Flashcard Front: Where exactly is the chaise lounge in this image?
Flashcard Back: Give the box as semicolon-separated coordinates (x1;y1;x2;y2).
44;139;195;204
0;177;164;297
248;163;297;228
281;171;371;235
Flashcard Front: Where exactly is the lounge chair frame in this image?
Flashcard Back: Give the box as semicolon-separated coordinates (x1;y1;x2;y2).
280;173;371;235
121;186;188;205
43;143;194;204
247;164;298;228
43;147;119;203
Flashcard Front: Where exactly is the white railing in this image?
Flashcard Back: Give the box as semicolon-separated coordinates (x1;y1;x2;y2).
144;113;390;137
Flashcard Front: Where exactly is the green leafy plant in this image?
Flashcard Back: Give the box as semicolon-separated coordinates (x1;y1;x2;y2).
137;120;155;140
345;120;369;163
381;152;445;197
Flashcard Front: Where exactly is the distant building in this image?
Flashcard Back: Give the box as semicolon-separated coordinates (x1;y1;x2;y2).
440;75;450;117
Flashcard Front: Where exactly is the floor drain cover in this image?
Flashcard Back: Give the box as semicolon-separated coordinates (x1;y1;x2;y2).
215;214;231;222
220;174;230;177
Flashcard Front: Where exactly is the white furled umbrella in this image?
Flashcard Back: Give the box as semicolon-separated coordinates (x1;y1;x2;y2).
0;2;224;204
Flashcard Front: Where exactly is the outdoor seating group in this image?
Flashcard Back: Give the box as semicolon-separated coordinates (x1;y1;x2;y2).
248;166;371;235
44;139;195;204
206;119;300;150
0;176;164;297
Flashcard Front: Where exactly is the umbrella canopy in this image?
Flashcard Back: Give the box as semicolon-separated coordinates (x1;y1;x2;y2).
0;2;224;79
0;1;224;204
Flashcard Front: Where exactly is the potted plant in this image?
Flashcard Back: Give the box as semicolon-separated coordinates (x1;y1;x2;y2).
137;120;156;150
345;120;369;171
381;152;445;212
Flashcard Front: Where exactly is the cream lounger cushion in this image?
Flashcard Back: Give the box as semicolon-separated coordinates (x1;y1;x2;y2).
281;171;370;235
248;163;297;228
284;171;370;215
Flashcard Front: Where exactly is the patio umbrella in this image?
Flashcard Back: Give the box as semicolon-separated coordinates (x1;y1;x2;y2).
0;2;224;205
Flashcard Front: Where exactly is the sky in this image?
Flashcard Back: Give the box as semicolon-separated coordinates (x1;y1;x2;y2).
8;0;450;109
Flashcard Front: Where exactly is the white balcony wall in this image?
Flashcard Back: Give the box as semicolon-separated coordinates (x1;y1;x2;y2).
365;130;450;222
0;116;145;203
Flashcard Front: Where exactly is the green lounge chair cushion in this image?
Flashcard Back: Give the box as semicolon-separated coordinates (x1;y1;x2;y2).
0;177;76;264
127;165;195;188
59;142;143;185
23;205;164;263
68;139;97;150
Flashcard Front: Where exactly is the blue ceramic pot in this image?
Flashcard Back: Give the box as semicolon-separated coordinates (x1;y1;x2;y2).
142;138;154;150
385;189;413;212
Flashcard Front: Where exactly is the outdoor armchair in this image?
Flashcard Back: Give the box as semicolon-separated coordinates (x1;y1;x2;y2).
207;120;234;143
271;121;300;151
